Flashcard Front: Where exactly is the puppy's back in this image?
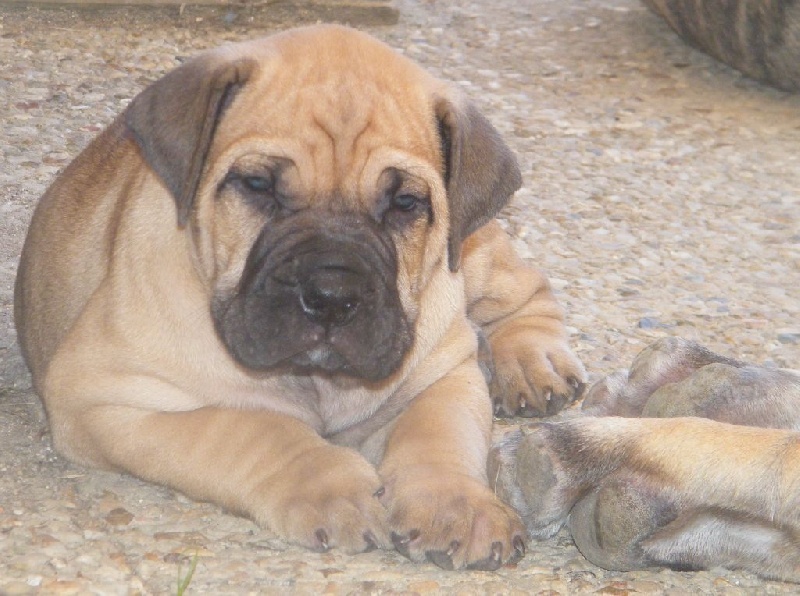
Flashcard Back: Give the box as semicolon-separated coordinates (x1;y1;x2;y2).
14;117;139;387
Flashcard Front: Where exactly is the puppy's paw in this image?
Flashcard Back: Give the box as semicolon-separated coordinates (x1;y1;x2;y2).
383;467;526;570
258;444;389;554
489;323;585;418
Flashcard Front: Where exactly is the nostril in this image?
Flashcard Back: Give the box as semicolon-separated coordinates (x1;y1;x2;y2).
299;271;362;327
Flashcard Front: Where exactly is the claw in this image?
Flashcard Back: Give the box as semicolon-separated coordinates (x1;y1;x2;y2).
391;529;419;559
494;401;506;417
426;540;460;570
363;531;379;552
518;400;542;418
569;377;586;398
467;541;504;571
315;528;330;552
507;536;527;565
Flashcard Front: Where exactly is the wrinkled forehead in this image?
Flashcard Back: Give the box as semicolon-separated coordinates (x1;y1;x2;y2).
209;27;444;174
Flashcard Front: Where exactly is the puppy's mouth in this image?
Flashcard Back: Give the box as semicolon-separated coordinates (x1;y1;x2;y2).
291;344;348;374
212;212;413;382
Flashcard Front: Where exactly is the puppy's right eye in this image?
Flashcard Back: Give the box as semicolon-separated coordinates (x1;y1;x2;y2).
241;175;273;194
223;172;278;214
391;193;420;212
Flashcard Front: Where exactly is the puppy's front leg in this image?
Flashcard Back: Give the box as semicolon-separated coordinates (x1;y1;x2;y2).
68;403;388;553
379;358;526;570
461;221;585;417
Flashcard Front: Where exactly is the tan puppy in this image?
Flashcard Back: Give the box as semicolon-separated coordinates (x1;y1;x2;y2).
491;338;800;582
14;25;584;569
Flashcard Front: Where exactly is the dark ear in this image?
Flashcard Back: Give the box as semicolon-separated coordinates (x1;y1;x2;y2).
437;97;522;271
125;54;256;226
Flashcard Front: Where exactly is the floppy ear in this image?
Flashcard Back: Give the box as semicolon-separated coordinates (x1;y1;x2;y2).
125;54;256;227
437;97;522;271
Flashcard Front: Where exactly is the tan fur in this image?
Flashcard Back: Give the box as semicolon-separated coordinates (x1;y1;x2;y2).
15;25;584;567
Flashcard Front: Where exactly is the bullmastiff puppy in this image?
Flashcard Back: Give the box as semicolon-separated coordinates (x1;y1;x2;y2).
14;25;585;569
491;338;800;582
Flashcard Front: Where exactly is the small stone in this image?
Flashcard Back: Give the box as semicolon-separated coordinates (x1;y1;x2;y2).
105;507;134;526
595;582;632;595
38;579;86;595
637;317;663;329
407;580;440;592
0;582;35;595
776;330;800;345
627;580;669;592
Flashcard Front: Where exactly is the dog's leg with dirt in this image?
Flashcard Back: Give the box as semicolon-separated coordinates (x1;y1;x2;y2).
491;338;800;582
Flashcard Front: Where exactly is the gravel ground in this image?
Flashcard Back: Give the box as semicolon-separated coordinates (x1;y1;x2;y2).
1;0;799;593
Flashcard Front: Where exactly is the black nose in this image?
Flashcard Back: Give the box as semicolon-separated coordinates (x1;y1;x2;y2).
299;267;362;327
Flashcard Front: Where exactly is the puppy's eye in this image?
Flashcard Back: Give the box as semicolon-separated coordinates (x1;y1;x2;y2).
222;172;279;214
391;193;420;212
241;175;273;193
378;168;431;228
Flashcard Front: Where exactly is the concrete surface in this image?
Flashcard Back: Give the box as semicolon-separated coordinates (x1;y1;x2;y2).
0;0;798;593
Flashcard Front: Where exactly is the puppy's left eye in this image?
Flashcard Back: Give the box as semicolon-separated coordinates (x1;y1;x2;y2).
391;193;420;212
378;168;431;227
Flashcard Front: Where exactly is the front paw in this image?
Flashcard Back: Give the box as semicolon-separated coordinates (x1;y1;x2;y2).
489;323;586;417
383;467;526;570
257;444;389;554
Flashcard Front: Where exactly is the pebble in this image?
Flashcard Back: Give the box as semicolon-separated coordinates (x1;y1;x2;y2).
777;330;800;345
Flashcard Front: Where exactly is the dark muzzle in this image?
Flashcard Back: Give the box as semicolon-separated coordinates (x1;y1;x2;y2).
212;212;413;381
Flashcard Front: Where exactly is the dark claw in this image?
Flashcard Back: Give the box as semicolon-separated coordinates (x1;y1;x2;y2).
546;392;570;416
391;529;419;559
517;399;543;418
315;528;330;552
466;541;504;571
373;486;386;498
363;531;378;552
391;532;409;557
568;377;586;398
425;540;460;570
507;536;527;565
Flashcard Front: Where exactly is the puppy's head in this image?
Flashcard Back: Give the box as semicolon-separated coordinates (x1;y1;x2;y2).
126;25;521;382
